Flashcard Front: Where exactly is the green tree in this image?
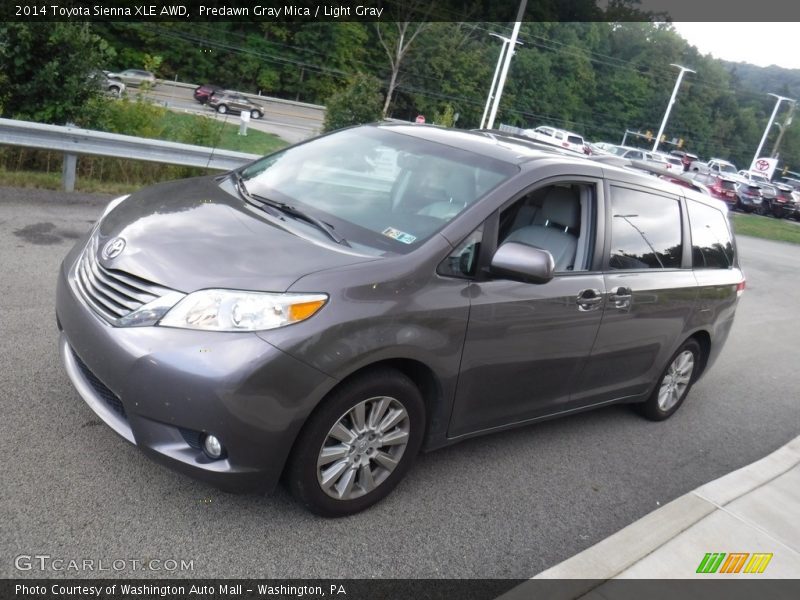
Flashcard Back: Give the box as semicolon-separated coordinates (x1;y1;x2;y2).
323;74;384;132
375;20;430;117
0;22;113;123
433;103;456;127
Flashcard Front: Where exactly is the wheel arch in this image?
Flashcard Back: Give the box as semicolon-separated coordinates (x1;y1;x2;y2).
282;357;446;479
687;329;711;380
322;358;443;443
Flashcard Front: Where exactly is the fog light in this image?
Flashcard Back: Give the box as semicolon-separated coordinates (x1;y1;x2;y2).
202;434;225;460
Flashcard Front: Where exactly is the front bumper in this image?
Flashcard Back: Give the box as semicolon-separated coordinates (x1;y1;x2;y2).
56;261;337;493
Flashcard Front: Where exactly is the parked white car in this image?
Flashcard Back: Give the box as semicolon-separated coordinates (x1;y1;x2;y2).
605;146;679;170
737;170;771;186
689;158;737;175
522;126;587;154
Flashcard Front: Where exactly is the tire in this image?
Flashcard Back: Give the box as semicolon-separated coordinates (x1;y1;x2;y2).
637;339;701;422
251;109;262;119
216;104;228;114
108;86;121;97
286;368;425;517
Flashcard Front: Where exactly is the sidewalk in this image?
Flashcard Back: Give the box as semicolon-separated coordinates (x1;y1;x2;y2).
501;434;800;598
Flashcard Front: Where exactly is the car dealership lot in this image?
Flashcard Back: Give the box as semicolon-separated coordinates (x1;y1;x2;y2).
1;186;798;578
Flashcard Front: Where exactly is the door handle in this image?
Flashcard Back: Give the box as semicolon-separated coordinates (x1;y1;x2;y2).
576;288;603;311
608;286;632;309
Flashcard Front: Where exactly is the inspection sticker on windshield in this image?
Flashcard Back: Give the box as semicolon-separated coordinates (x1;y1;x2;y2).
382;227;417;244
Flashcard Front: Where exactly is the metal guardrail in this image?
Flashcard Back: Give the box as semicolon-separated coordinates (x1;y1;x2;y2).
0;118;259;192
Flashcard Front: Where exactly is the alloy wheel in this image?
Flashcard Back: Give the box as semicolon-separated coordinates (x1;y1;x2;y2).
657;350;695;411
317;396;410;501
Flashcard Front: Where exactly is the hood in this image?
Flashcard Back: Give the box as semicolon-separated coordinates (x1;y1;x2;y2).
97;176;377;293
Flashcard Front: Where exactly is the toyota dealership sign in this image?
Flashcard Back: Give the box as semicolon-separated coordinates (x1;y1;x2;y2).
750;156;779;179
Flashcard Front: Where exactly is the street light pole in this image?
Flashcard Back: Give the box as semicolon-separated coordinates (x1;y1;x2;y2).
753;93;794;164
486;0;527;130
652;64;695;152
480;34;521;130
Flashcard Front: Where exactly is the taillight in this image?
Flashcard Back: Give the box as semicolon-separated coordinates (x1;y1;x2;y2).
562;142;569;148
736;280;746;298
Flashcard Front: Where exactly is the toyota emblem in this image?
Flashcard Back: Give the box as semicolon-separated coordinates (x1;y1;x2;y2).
102;237;126;259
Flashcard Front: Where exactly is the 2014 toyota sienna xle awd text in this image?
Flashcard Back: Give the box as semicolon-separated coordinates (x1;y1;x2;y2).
56;125;745;516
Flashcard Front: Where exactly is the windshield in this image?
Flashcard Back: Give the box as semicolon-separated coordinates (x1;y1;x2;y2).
718;163;736;174
239;127;516;254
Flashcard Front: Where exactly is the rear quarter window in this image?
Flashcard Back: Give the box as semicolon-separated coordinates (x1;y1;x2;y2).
687;200;735;269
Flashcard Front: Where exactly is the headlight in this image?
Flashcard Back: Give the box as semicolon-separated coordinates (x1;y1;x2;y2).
158;289;328;332
100;194;130;220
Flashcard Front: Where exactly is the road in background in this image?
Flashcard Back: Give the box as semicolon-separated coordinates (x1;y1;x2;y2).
143;80;324;144
1;187;798;578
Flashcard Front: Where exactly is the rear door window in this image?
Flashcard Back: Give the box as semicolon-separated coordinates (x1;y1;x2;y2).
687;200;734;269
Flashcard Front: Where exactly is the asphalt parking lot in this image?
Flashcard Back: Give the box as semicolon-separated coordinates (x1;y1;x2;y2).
1;186;798;579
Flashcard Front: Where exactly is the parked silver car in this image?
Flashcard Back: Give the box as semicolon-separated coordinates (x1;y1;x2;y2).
90;70;125;96
57;125;744;516
105;69;156;87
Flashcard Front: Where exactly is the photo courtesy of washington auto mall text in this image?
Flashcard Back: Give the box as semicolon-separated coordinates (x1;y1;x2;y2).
14;583;347;598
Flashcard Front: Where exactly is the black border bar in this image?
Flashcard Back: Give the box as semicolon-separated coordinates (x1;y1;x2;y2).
2;0;800;22
4;579;800;600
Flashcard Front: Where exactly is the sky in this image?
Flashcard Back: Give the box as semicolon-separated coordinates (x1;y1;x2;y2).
670;23;800;71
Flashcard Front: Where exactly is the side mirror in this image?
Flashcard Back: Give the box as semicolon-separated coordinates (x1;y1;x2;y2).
490;242;555;284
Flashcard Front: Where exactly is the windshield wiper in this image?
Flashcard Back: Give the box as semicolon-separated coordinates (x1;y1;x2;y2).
231;172;350;247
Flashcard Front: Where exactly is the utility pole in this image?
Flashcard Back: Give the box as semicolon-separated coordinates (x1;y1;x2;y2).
771;100;796;158
480;34;522;130
486;0;527;130
753;93;794;163
653;64;694;152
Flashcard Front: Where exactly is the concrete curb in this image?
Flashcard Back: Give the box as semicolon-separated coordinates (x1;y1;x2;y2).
498;434;800;598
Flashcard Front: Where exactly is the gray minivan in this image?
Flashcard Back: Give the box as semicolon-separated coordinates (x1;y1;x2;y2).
56;124;744;516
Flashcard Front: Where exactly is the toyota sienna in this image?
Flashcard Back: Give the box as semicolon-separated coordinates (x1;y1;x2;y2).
56;124;744;516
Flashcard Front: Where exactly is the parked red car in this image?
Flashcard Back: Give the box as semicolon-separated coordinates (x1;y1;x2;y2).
692;173;738;205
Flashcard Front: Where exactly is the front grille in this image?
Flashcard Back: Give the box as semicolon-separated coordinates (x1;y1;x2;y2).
72;349;127;420
74;234;172;323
